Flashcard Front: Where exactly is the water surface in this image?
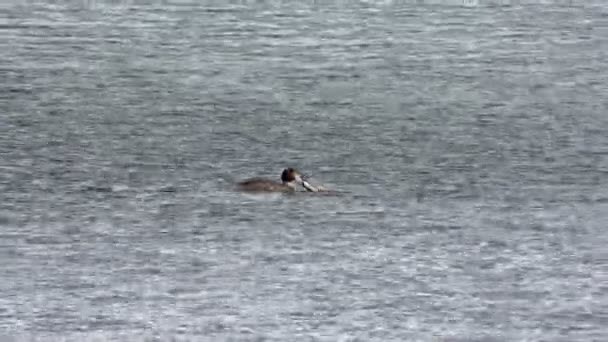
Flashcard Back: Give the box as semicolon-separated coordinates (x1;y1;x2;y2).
1;1;607;341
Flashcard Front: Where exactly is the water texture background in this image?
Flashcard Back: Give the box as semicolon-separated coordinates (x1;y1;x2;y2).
1;1;607;340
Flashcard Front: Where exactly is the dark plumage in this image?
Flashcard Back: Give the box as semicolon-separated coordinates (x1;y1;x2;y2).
237;168;303;192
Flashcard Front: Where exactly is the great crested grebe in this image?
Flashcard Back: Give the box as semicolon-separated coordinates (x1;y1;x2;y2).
237;168;306;192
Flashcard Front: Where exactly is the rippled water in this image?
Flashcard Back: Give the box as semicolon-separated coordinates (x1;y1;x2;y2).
1;1;608;341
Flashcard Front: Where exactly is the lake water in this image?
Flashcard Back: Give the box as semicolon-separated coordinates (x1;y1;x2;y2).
1;1;607;341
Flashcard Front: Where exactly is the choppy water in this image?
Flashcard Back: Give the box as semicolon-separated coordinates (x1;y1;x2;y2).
1;1;608;341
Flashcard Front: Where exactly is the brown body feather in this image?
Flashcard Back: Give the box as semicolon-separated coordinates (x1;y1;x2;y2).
237;178;295;192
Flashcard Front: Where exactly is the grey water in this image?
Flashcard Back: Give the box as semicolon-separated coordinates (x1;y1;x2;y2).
1;1;608;341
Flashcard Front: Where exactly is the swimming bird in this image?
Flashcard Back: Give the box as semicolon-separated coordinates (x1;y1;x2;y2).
237;168;306;192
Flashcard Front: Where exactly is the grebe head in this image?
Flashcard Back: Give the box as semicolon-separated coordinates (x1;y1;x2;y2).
281;168;304;186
